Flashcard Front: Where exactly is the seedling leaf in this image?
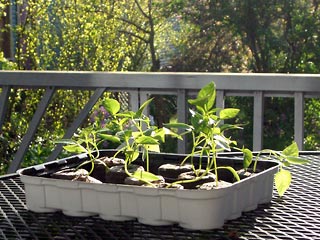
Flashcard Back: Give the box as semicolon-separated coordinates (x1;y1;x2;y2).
282;142;299;157
219;108;240;120
103;98;120;115
135;98;153;118
164;122;193;131
188;82;216;110
132;170;161;182
145;144;160;153
125;150;139;162
286;156;309;165
98;134;121;143
275;169;291;197
242;148;253;169
136;136;159;145
63;144;87;154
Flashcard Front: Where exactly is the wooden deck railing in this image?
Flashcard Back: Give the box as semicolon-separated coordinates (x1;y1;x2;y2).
1;71;320;173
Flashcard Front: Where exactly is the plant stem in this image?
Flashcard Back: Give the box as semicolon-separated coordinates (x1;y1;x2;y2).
124;159;156;188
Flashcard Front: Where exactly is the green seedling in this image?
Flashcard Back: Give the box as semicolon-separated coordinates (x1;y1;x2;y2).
166;81;242;187
239;142;309;197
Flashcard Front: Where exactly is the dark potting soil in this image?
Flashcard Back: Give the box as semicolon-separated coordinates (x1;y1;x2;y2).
49;158;258;190
105;164;144;184
85;157;125;182
177;170;216;189
51;168;102;183
158;163;193;183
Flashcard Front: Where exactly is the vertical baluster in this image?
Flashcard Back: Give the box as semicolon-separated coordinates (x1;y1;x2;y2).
253;91;264;151
294;92;304;150
177;89;187;154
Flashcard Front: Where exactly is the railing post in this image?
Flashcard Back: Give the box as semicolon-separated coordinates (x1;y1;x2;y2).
294;92;304;150
8;87;56;173
139;90;149;114
216;90;225;126
177;89;188;154
216;90;225;109
128;90;140;112
253;91;264;151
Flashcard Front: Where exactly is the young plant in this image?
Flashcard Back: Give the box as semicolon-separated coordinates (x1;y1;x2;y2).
55;126;120;175
57;97;180;185
104;97;181;186
241;142;309;197
167;81;308;195
166;81;242;186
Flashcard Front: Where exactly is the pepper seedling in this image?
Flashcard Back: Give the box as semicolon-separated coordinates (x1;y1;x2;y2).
242;142;309;197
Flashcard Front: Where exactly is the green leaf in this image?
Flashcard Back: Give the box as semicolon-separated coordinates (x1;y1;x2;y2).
117;129;132;140
282;142;299;157
188;82;216;110
103;98;120;115
212;127;221;134
274;169;291;197
283;161;291;167
132;131;142;139
136;135;159;145
220;124;243;131
125;150;139;162
285;156;309;165
117;112;135;118
98;134;121;143
164;122;193;130
132;170;161;182
145;144;160;153
135;98;153;118
214;135;232;151
63;144;87;154
242;148;253;169
188;96;208;110
96;128;111;134
162;127;183;140
153;128;165;142
219;108;240;120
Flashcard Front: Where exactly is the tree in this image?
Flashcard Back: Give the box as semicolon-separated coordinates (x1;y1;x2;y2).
14;0;132;71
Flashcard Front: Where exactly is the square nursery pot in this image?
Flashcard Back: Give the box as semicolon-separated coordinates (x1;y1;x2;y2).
17;150;279;230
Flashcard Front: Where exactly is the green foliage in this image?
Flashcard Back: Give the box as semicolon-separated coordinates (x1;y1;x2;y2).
274;169;292;197
107;97;179;183
59;97;179;186
251;142;309;197
166;82;242;186
304;99;320;150
55;125;121;174
0;52;16;70
14;0;133;70
167;82;307;195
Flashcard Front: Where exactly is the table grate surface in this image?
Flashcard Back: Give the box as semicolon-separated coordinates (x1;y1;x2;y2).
0;152;320;240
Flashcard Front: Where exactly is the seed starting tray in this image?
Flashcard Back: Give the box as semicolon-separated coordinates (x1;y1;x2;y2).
0;152;319;240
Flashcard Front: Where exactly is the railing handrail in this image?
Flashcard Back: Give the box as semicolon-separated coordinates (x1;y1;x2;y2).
1;71;320;173
0;71;319;92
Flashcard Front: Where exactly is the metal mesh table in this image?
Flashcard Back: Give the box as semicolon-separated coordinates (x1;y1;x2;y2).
0;152;320;240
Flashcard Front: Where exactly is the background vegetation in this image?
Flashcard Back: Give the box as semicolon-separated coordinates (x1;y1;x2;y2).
0;0;319;173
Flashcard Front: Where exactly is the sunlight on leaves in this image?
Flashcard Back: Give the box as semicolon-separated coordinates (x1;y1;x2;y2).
275;169;291;197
